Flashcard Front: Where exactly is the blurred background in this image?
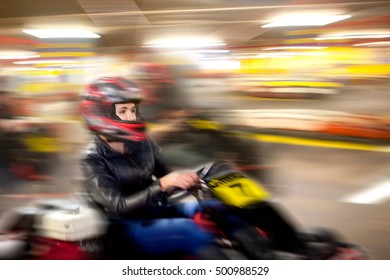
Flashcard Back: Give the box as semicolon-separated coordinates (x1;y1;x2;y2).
0;0;389;259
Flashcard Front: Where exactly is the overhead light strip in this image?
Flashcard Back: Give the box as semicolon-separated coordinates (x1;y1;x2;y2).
316;34;390;40
262;46;327;50
354;41;390;46
23;29;100;39
262;14;351;28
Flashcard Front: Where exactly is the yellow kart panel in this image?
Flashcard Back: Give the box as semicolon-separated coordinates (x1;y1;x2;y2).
187;119;224;131
208;172;271;207
24;136;59;153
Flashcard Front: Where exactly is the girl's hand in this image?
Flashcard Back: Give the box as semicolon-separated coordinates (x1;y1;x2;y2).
159;170;199;192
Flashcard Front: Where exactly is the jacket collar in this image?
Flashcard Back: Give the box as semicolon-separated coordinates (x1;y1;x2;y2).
94;136;145;158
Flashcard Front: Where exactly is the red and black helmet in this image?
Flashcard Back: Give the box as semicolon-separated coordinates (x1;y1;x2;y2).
81;76;146;142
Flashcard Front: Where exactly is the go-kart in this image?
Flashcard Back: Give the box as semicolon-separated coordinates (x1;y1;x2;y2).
0;161;368;260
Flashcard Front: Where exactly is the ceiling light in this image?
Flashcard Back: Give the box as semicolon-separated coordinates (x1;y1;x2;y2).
262;46;327;50
23;29;100;38
316;34;390;40
4;67;37;71
262;14;351;28
198;60;240;70
257;52;327;58
257;55;295;59
143;38;225;49
14;59;78;65
180;49;230;53
0;51;39;60
315;30;390;40
353;41;390;47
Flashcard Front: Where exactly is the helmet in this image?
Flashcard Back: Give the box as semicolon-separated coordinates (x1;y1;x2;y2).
81;76;146;142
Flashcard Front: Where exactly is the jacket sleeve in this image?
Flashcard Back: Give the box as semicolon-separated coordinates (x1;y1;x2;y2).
150;140;171;178
81;154;164;216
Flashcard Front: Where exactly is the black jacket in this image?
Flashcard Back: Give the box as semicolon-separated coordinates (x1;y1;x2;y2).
80;136;171;217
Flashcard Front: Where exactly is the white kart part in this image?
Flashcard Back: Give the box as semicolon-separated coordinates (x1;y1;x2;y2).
35;204;108;242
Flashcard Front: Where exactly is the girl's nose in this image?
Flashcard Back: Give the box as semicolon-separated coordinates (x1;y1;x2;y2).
125;111;136;121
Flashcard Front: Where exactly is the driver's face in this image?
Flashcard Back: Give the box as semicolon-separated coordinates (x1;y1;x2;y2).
115;102;137;121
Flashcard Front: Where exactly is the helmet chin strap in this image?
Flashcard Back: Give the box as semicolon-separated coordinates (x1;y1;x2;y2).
102;137;126;154
98;134;118;143
98;133;140;144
